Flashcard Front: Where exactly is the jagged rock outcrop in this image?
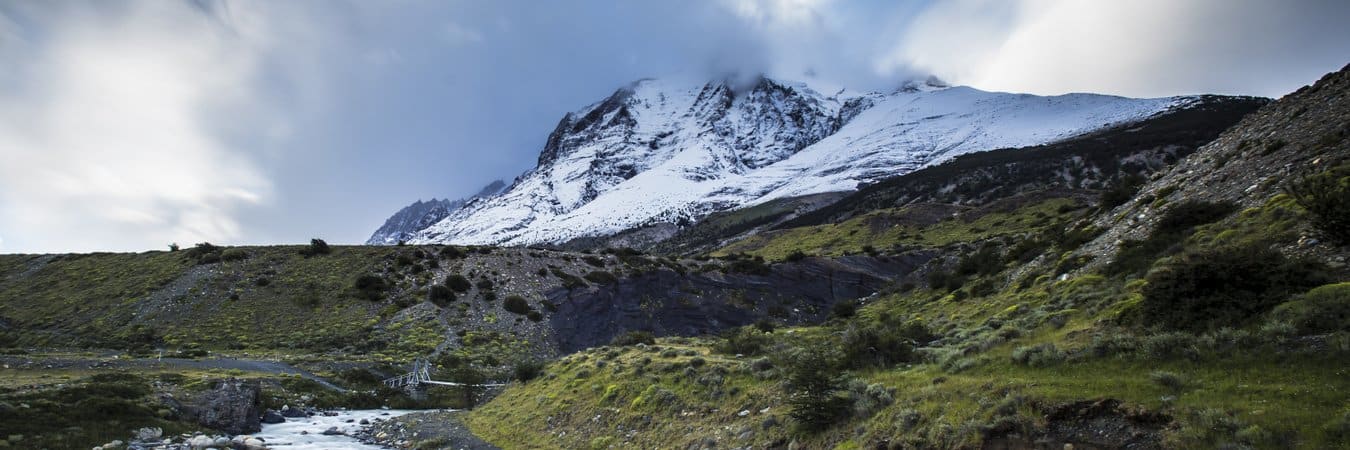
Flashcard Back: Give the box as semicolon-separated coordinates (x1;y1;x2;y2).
180;378;262;435
367;180;505;245
1082;63;1350;265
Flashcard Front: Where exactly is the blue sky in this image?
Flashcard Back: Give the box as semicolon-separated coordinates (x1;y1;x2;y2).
1;0;1347;253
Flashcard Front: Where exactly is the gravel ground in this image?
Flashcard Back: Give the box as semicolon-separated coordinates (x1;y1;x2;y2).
362;410;499;450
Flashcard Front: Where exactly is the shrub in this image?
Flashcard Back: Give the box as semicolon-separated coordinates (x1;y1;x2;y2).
1287;164;1350;244
831;300;857;319
1269;282;1350;334
955;245;1003;276
839;323;926;370
476;279;495;290
549;267;588;289
445;274;472;292
1150;371;1186;392
583;255;606;267
726;257;771;275
220;248;249;261
354;274;389;301
611;331;656;347
1010;343;1064;367
512;360;545;382
1141;242;1329;331
526;310;543;322
753;319;777;333
183;242;222;264
428;285;455;306
847;380;895;418
440;246;465;259
300;238;331;256
1108;200;1238;276
583;270;618;284
713;327;771;356
1100;174;1146;209
539;300;559;312
1141;331;1200;361
927;269;966;292
502;295;532;315
785;250;807;262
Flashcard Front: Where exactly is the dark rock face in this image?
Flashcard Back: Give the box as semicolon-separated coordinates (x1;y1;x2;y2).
983;399;1169;450
182;378;262;435
547;253;932;352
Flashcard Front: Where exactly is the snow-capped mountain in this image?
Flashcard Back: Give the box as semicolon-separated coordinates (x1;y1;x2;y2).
366;180;505;245
396;76;1194;246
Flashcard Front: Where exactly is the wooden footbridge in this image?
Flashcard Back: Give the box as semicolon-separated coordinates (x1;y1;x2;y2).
382;358;507;392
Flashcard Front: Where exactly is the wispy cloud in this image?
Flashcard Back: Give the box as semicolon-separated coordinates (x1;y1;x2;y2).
0;2;274;252
887;0;1350;97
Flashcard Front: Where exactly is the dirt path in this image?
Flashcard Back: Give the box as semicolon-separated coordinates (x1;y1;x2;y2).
0;356;347;391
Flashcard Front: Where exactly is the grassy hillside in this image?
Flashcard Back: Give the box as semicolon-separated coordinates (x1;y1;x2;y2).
468;189;1350;448
460;65;1350;450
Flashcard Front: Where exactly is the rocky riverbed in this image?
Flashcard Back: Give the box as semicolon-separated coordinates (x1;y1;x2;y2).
364;410;499;450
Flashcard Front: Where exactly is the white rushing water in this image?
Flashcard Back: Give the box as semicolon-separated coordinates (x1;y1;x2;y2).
254;409;415;449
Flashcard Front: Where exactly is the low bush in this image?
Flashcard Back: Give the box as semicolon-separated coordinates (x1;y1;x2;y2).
549;267;588;289
354;274;389;301
1141;331;1200;361
428;285;455;306
1269;282;1350;334
927;269;966;292
1150;370;1186;392
1286;163;1350;244
445;274;472;292
299;238;331;256
726;257;771;275
512;360;545;382
440;246;465;259
1010;343;1064;367
1140;242;1329;331
502;295;532;315
611;330;656;347
220;248;250;262
583;270;618;284
712;327;772;356
183;242;223;264
1108;201;1237;276
831;300;857;319
838;322;928;370
1100;174;1146;209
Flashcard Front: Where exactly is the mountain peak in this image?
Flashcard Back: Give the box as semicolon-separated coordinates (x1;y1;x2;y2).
381;75;1197;247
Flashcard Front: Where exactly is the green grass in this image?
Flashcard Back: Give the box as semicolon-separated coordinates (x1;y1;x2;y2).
717;197;1084;261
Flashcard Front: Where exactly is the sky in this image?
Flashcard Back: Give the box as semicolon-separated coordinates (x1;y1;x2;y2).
0;0;1347;253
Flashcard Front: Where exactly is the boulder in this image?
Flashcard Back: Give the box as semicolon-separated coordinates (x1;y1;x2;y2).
279;405;307;418
321;426;343;436
134;427;163;441
186;435;214;449
260;409;285;424
182;378;262;435
243;436;267;450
